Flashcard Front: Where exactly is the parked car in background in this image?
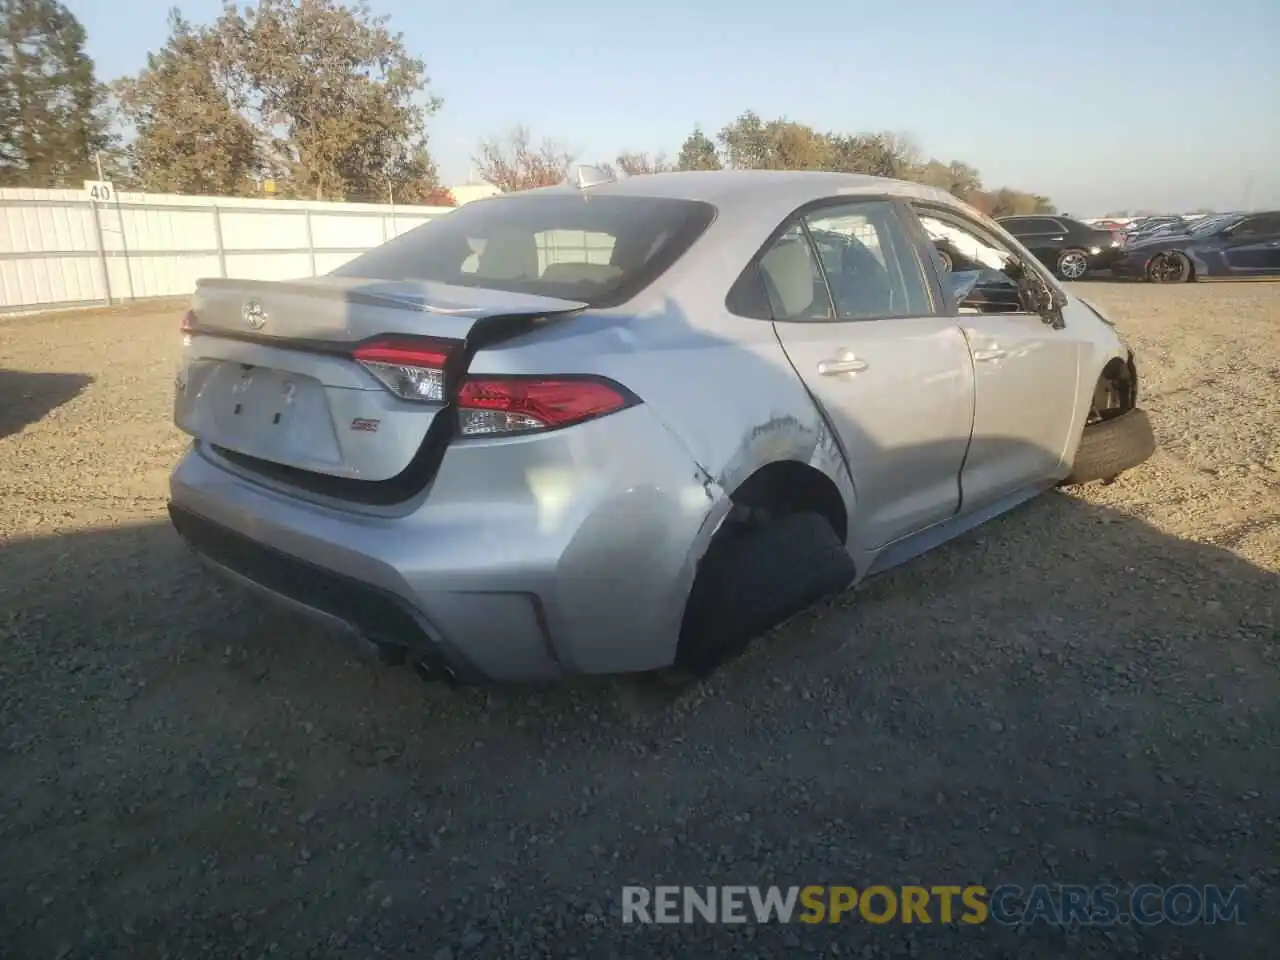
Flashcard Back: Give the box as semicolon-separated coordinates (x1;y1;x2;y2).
996;215;1123;279
1129;220;1189;242
167;169;1156;685
1124;216;1191;244
1111;210;1280;282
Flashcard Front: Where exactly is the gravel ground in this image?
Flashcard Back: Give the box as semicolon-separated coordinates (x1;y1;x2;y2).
0;283;1277;959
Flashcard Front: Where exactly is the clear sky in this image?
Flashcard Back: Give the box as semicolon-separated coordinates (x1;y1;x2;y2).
65;0;1280;215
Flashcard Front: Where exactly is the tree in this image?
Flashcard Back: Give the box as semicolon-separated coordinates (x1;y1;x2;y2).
615;150;673;176
473;125;574;192
709;108;1056;211
113;0;444;201
716;112;835;171
223;0;441;202
986;187;1056;217
768;120;831;170
716;110;772;169
421;185;455;206
676;126;719;171
826;132;919;178
913;159;983;200
0;0;112;186
114;11;259;196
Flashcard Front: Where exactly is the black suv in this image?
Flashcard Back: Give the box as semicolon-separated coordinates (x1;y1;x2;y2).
996;215;1122;280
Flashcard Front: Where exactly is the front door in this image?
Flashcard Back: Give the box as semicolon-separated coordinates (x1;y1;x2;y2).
757;201;975;551
909;204;1082;509
1221;214;1280;274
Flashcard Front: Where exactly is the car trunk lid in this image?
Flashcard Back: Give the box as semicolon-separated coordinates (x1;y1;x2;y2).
175;276;586;487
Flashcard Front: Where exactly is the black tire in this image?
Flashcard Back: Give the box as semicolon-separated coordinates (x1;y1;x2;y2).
936;249;953;272
1146;251;1191;284
1061;408;1156;486
674;512;856;677
1055;248;1090;281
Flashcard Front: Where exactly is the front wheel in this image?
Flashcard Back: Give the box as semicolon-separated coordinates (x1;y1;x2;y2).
1055;249;1090;280
1146;251;1191;283
1060;408;1156;486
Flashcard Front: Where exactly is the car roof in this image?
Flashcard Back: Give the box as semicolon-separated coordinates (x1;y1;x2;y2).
507;169;960;209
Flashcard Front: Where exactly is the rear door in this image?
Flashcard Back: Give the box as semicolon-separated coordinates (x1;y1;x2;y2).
1220;214;1280;274
759;199;975;551
907;204;1082;507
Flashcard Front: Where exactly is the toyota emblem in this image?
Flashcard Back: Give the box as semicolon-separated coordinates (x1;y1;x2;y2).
242;299;267;330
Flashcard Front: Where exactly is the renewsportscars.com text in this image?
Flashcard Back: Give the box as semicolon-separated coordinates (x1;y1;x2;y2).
621;884;1246;926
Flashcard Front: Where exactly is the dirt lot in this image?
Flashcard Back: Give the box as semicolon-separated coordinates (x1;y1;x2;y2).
1;283;1277;959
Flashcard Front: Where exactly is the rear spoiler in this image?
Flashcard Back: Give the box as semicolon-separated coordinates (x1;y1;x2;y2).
193;276;588;320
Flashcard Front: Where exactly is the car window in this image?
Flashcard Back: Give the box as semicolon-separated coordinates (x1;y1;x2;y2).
1229;214;1280;238
332;194;716;308
1009;217;1059;234
913;207;1034;316
755;225;833;322
1190;214;1236;236
801;200;933;320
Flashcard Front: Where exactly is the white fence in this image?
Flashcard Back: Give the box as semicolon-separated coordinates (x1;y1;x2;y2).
0;188;455;314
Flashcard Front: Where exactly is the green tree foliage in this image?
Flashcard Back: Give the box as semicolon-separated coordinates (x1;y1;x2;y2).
699;110;1055;214
675;126;720;171
114;11;258;195
716;111;833;170
0;0;112;186
114;0;443;201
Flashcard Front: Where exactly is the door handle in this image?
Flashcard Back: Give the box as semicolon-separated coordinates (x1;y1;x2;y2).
973;347;1007;362
817;356;868;376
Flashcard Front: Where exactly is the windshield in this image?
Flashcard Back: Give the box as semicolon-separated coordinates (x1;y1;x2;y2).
332;194;717;307
1190;214;1235;236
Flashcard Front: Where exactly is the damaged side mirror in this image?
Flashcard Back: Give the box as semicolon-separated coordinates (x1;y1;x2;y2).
1003;256;1066;330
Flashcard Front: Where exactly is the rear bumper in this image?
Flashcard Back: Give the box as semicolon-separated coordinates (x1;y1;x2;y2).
169;503;484;681
168;405;727;682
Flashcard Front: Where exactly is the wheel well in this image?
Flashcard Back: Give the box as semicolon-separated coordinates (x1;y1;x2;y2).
1089;355;1137;424
722;460;848;543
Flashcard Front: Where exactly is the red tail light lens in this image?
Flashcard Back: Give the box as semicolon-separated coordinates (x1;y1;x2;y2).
181;309;197;333
456;376;635;436
352;336;456;402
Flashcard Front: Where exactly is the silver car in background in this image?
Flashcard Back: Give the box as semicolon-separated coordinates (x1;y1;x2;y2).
168;169;1156;683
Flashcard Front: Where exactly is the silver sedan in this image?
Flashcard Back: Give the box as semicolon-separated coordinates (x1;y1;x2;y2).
168;169;1156;683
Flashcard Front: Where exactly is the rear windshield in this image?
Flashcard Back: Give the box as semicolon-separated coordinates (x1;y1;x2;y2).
332;193;717;307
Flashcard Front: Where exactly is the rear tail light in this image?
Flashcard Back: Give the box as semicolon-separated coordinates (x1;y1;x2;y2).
352;336;637;436
181;309;198;332
456;376;636;436
352;336;456;402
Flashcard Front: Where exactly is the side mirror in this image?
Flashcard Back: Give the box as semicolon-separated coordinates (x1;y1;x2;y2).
1005;256;1066;329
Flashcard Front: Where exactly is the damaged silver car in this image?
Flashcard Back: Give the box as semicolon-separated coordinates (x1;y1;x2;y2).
168;168;1156;683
